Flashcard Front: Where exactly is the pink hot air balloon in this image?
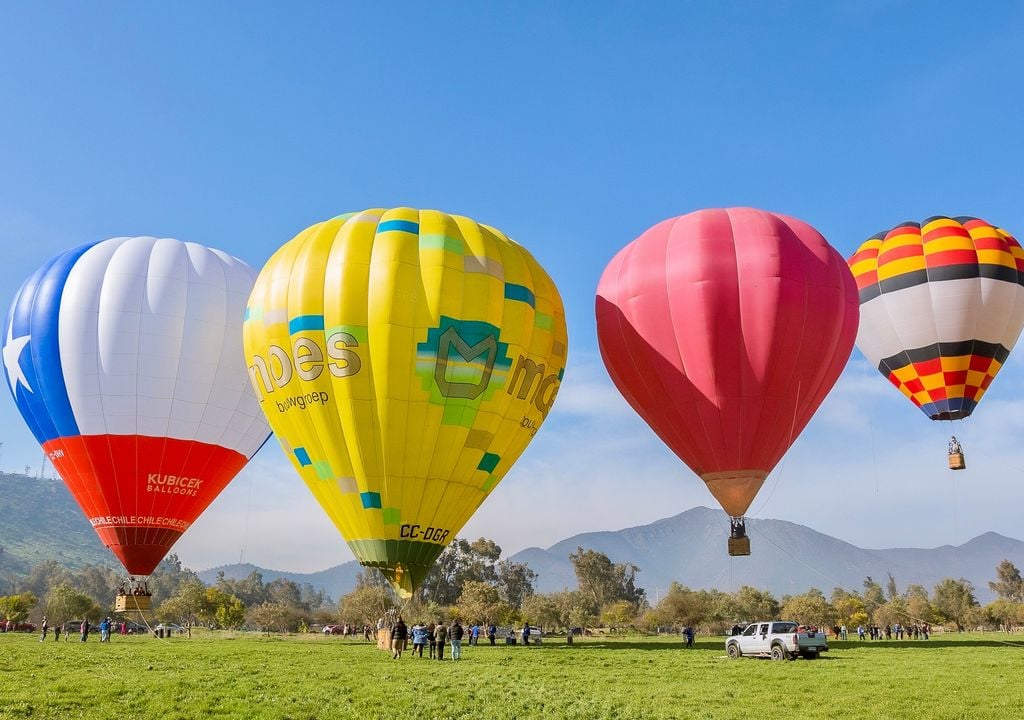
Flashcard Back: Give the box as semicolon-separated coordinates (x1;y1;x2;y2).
596;207;859;554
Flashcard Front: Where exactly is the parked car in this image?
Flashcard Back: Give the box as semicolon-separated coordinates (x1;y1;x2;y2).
725;621;828;660
0;620;36;632
322;625;345;635
154;623;186;635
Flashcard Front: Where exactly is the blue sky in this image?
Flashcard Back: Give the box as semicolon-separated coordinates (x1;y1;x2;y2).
2;2;1024;576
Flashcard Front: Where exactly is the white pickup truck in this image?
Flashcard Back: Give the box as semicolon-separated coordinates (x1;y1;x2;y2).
725;621;828;660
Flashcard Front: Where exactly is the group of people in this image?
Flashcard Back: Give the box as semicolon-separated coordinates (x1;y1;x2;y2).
38;616;130;642
385;618;505;660
847;623;931;640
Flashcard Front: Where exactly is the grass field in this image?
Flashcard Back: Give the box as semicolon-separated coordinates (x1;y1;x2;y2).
1;631;1023;719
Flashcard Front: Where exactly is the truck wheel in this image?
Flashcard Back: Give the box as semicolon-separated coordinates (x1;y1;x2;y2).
727;643;741;659
770;644;788;661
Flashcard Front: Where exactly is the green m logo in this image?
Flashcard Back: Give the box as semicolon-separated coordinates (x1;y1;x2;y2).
434;326;498;400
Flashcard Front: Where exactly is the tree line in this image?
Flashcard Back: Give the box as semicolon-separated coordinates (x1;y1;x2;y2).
3;540;1024;635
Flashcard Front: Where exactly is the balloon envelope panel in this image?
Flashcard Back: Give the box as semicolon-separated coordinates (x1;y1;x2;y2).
596;207;858;517
243;208;567;595
3;237;271;575
848;216;1024;420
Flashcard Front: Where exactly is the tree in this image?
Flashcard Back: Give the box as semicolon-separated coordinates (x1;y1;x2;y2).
873;598;907;629
569;547;646;612
932;578;979;631
780;588;833;628
456;581;507;626
18;560;71;603
419;537;502;606
886;574;899;602
732;585;780;621
266;578;303;609
521;593;563;630
601;600;637;628
0;592;37;624
156;578;207;629
148;554;202;605
496;560;536;610
338;582;395;628
904;584;933;624
208;589;246;629
989;560;1024;603
246;602;304;633
984;598;1023;632
831;588;867;628
656;583;713;627
216;570;268;607
45;584;98;626
862;577;886;615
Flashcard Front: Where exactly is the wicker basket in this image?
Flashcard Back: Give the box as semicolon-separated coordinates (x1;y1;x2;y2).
948;452;966;471
728;536;751;556
115;594;151;612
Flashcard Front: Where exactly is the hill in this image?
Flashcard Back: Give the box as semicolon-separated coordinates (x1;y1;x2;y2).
196;561;362;602
0;471;117;577
2;469;1020;604
506;506;1023;603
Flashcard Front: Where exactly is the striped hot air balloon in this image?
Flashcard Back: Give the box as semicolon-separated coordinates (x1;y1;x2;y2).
2;237;271;576
848;216;1024;423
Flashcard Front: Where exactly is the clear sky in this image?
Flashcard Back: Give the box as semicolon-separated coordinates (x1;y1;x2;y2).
2;2;1023;574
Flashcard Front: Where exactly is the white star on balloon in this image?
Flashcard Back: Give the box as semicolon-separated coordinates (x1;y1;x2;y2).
2;321;32;395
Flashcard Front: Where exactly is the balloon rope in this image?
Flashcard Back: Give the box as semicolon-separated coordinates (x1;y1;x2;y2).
239;465;254;565
749;379;800;518
867;414;879;495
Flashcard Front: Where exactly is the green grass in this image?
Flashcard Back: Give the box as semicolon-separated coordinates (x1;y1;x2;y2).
1;632;1023;719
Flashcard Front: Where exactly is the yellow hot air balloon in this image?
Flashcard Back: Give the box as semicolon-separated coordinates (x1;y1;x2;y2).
243;208;567;596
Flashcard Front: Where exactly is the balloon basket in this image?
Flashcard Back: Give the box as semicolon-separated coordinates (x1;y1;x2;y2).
115;593;151;612
948;451;966;471
728;536;751;556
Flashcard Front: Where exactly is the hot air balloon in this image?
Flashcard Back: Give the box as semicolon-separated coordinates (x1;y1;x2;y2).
596;207;859;555
3;237;271;608
848;216;1024;469
242;208;567;596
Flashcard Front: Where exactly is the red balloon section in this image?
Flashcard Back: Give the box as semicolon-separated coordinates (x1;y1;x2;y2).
596;208;859;517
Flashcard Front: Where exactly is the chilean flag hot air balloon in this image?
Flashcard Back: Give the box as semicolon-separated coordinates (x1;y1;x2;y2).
596;207;859;555
2;237;272;577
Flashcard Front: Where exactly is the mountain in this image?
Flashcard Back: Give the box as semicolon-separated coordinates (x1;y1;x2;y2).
3;468;1021;604
506;506;1024;603
0;471;118;577
196;561;362;602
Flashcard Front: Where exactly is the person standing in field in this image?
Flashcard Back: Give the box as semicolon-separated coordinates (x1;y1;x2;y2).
427;622;437;658
449;620;464;661
521;623;531;646
80;619;90;642
487;623;496;646
390;616;408;659
470;623;479;646
40;617;48;642
434;622;447;660
411;622;428;657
